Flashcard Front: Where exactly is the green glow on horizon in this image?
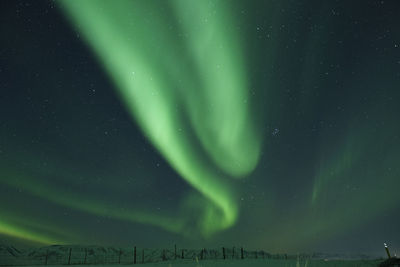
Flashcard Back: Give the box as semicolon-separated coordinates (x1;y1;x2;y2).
0;220;64;245
0;170;185;236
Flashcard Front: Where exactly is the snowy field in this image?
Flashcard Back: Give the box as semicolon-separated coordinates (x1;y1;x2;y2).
14;259;382;267
0;246;383;267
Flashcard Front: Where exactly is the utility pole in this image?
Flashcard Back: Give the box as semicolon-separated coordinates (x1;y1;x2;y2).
384;243;391;259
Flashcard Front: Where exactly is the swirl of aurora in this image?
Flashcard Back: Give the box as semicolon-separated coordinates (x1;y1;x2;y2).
51;0;262;238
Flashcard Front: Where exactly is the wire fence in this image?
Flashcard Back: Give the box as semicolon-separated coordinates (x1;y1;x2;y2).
0;245;311;266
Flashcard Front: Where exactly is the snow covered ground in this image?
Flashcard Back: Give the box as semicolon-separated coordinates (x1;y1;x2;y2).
11;258;382;267
0;245;382;267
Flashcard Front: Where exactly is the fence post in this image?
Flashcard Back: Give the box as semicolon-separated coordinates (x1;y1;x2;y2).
45;249;48;265
232;247;235;259
118;249;122;264
84;248;87;264
181;249;184;259
255;251;258;259
174;244;177;259
133;246;136;264
142;249;144;264
222;247;225;260
162;249;166;261
68;248;72;265
241;247;244;259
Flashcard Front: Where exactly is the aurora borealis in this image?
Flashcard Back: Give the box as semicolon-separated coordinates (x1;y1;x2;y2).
1;0;399;257
58;0;263;237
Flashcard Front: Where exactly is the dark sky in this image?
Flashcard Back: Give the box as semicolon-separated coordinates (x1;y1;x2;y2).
1;0;399;257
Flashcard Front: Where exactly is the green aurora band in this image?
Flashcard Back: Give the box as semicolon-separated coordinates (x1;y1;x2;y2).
13;0;261;241
0;220;64;245
1;0;399;250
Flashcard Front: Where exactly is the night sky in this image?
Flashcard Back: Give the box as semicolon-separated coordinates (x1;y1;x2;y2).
1;0;399;257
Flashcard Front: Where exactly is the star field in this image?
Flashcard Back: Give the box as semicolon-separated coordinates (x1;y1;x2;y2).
0;0;399;257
